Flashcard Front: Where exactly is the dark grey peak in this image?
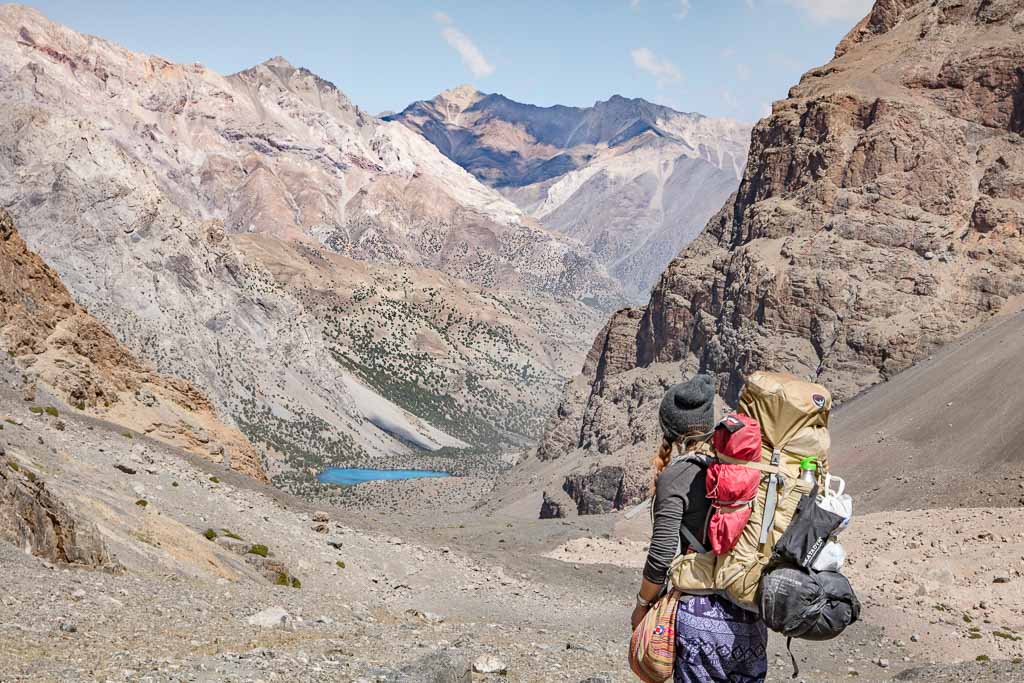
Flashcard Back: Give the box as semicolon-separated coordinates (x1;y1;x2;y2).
510;153;578;188
607;119;665;148
467;93;589;148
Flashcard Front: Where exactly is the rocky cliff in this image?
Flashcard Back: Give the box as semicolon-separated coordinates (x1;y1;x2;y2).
522;0;1024;517
389;88;750;299
0;209;266;480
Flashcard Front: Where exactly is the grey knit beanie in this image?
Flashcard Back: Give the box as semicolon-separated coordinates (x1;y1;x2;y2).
659;374;715;443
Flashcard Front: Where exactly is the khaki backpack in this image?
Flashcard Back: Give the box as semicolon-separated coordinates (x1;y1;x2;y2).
669;371;832;611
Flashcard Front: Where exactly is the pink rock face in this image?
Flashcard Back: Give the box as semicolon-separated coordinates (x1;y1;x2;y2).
529;0;1024;516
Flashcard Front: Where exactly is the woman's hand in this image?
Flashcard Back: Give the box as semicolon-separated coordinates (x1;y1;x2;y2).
630;603;650;631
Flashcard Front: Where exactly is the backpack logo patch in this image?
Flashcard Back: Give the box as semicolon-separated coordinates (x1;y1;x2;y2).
812;394;826;409
722;415;744;433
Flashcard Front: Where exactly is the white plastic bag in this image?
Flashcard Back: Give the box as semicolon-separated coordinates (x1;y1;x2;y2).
811;540;846;572
816;474;852;533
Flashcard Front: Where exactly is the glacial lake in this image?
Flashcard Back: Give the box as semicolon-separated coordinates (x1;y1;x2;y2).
317;468;451;486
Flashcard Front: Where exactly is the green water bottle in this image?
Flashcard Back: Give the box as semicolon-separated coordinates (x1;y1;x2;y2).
799;456;818;486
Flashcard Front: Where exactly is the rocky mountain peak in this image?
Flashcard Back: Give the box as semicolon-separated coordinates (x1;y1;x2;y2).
262;55;294;69
435;83;483;114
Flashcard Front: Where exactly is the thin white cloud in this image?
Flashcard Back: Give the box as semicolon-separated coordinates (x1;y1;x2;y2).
784;0;873;23
675;0;691;20
631;47;683;86
433;12;494;78
736;63;751;81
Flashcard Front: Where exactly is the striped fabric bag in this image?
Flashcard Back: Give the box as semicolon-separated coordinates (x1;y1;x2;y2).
629;589;681;683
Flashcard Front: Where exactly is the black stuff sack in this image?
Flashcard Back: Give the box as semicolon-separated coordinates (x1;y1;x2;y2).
758;564;861;641
772;486;845;569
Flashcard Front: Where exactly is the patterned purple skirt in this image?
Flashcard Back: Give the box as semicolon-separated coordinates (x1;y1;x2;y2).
674;594;768;683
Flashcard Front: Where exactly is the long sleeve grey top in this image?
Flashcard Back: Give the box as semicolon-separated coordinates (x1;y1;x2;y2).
642;455;711;585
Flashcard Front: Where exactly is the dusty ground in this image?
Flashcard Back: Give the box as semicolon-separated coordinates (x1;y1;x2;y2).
2;356;1024;681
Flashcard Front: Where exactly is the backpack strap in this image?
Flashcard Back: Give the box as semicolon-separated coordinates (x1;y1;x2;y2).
714;452;783;474
786;637;799;679
679;522;706;555
759;449;783;547
669;453;710;555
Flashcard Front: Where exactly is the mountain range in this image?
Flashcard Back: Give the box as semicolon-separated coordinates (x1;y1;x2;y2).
0;4;638;491
387;87;750;299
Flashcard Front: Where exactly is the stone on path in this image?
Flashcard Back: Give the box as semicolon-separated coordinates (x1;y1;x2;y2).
246;606;291;629
472;654;507;674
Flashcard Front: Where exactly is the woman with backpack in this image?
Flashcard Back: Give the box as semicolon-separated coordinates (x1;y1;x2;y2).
630;374;768;683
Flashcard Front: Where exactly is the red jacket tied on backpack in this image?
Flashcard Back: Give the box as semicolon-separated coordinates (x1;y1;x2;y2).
707;412;763;555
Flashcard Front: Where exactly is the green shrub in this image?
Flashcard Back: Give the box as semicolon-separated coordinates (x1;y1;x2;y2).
24;469;36;482
248;544;269;557
171;481;179;487
291;577;301;589
994;631;1022;641
209;476;220;484
29;406;43;415
976;655;990;662
121;431;133;439
7;461;18;471
221;529;243;541
44;407;58;417
203;528;217;541
74;401;86;411
135;499;148;508
274;572;289;586
336;560;346;569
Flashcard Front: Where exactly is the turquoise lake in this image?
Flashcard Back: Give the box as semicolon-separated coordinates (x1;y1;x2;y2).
317;468;451;486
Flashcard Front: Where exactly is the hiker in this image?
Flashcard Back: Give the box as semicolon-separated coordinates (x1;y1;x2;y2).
630;374;768;683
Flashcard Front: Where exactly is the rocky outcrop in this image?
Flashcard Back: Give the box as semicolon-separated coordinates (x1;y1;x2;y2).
526;0;1024;516
389;88;750;299
0;209;266;480
0;454;117;569
563;466;627;515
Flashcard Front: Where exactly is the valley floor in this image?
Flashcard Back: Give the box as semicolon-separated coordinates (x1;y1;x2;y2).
2;376;1023;682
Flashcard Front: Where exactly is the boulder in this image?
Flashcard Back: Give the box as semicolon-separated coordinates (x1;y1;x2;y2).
0;456;118;570
472;655;507;674
246;606;291;629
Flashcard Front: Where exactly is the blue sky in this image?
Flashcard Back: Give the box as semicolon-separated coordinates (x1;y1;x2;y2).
27;0;873;123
